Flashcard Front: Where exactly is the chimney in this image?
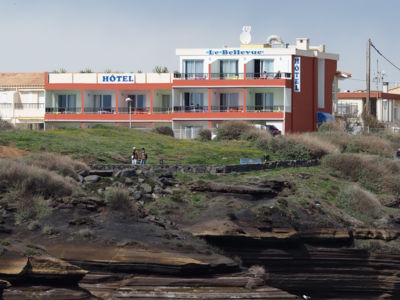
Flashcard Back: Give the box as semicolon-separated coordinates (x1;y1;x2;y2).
383;82;389;93
296;38;309;50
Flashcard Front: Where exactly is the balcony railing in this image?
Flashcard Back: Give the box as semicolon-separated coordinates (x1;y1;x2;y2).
173;105;208;112
173;73;208;80
46;107;80;113
173;72;292;80
246;105;284;112
14;103;44;109
210;73;245;80
0;103;12;109
153;107;173;113
211;105;244;112
84;107;116;114
118;107;150;114
246;72;291;79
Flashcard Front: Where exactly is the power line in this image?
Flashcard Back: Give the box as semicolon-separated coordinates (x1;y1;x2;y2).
370;42;400;72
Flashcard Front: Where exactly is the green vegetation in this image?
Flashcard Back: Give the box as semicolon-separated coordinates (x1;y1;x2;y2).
0;126;265;165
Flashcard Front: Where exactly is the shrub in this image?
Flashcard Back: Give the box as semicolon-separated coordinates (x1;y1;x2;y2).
322;154;400;195
216;121;251;140
77;228;94;239
316;131;351;152
0;117;13;130
197;128;212;141
241;128;272;149
152;126;174;137
337;184;382;220
14;194;52;225
42;225;56;236
267;136;312;161
318;120;346;133
287;134;340;158
24;153;89;180
346;135;394;158
105;187;134;212
0;159;76;198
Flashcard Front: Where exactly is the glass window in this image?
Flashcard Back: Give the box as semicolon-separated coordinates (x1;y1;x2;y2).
255;93;274;111
67;95;76;110
136;95;145;109
261;59;274;74
161;94;171;109
220;60;238;78
229;93;239;107
192;93;203;108
102;95;111;109
185;60;204;77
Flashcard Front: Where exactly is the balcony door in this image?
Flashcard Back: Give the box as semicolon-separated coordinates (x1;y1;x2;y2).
128;94;145;111
184;92;204;111
93;94;112;112
58;95;76;112
220;93;239;111
185;60;204;79
255;93;274;111
161;94;171;111
220;60;238;79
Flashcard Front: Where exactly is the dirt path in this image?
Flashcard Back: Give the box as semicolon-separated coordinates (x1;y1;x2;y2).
0;146;28;158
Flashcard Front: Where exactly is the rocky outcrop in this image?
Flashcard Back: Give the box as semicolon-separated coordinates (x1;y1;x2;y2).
3;286;96;300
80;273;299;299
192;228;400;299
45;243;238;276
0;252;87;285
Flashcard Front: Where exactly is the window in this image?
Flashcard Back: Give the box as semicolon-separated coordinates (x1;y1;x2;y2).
1;92;7;103
184;92;204;111
220;60;238;78
93;94;112;111
220;93;239;111
58;94;76;112
261;59;274;75
255;93;274;111
161;94;171;109
185;60;204;78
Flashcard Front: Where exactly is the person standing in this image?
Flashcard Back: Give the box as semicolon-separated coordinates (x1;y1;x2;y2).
131;147;139;165
140;148;147;165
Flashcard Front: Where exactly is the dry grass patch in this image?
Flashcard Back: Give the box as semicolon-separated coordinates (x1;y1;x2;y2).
346;135;394;158
322;153;400;195
337;184;382;220
287;134;340;158
105;187;135;213
216;121;252;140
24;152;89;180
0;158;77;198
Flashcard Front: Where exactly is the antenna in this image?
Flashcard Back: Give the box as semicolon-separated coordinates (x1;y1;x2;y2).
240;26;252;45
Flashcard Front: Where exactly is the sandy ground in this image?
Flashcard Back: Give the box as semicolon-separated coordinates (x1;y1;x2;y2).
0;146;28;159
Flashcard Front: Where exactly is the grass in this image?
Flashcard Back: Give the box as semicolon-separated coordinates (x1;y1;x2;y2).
0;126;266;165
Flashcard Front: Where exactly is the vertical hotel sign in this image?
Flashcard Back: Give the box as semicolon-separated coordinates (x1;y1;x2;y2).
294;57;301;92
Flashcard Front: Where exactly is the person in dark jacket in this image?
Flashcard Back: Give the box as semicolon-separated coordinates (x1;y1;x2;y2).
131;147;139;165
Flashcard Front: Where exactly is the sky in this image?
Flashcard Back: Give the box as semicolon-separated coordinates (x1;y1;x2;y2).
1;0;400;91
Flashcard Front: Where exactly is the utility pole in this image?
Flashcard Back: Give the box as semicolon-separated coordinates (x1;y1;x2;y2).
366;38;371;116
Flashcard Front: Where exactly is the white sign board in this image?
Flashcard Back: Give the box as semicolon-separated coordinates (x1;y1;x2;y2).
293;57;301;92
206;49;264;55
98;73;135;84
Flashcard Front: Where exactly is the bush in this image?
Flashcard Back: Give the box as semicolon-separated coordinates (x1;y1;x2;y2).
316;131;351;152
318;120;346;133
152;126;174;137
216;121;251;140
322;154;400;195
105;187;134;213
197;128;212;141
0;117;13;130
267;136;312;161
0;159;76;198
337;184;381;219
248;265;266;278
287;134;340;158
346;135;394;158
241;128;272;149
14;194;52;225
24;153;89;180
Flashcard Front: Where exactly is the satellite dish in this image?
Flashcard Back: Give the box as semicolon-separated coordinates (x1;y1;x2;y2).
240;26;252;45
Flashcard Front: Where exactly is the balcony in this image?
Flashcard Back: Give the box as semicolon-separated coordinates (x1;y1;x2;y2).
174;72;291;80
211;106;244;112
14;103;44;109
118;107;151;114
84;107;116;114
153;107;173;114
173;105;208;112
246;105;284;112
46;107;80;114
335;103;359;117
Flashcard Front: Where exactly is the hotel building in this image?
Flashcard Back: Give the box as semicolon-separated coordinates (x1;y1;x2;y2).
1;36;339;138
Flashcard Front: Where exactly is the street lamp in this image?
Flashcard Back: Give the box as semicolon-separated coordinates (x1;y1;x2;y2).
125;97;132;128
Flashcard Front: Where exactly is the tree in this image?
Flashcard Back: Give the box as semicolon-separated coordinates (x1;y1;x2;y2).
153;66;169;73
